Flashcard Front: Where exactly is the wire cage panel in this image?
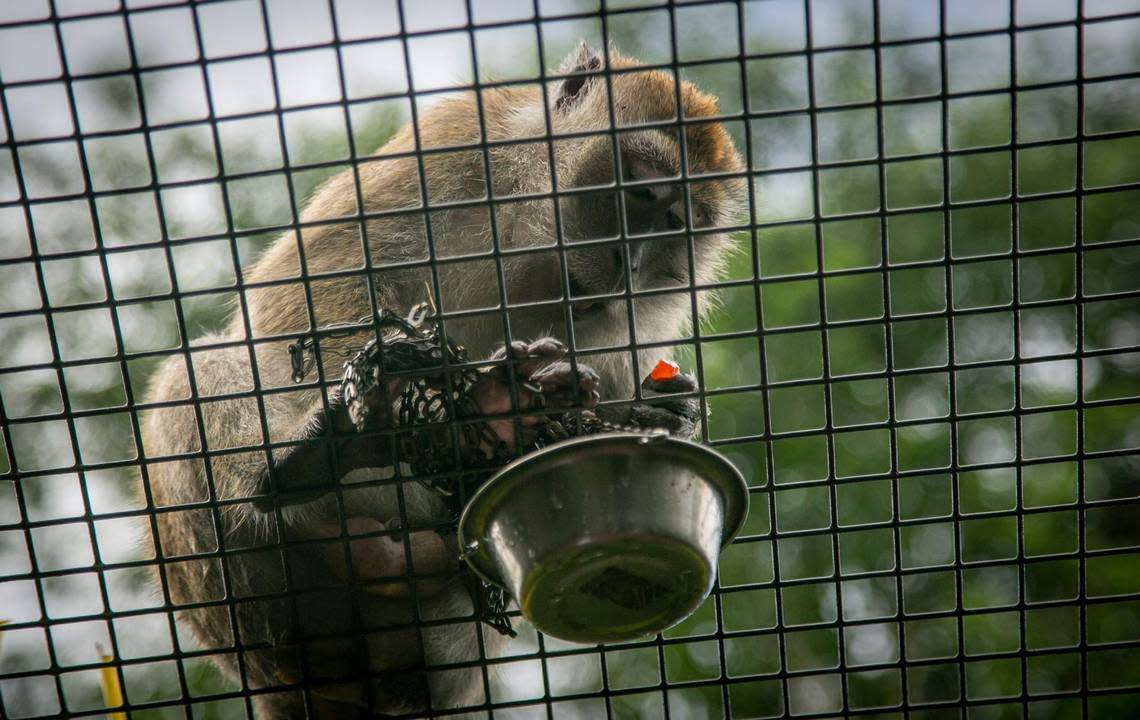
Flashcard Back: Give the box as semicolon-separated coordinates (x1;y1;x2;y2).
1;0;1139;718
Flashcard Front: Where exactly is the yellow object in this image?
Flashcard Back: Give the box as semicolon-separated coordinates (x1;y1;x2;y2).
96;645;126;720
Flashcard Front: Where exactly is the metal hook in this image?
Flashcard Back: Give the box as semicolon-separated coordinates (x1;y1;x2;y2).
406;301;432;329
458;539;480;561
288;338;313;384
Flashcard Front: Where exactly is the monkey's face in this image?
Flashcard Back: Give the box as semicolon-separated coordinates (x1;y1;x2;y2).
554;132;731;322
484;43;744;354
562;146;673;308
535;45;744;329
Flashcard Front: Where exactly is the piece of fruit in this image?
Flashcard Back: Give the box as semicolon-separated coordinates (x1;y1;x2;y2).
650;359;680;382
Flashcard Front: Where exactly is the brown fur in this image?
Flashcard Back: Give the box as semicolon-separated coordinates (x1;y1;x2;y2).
141;44;743;718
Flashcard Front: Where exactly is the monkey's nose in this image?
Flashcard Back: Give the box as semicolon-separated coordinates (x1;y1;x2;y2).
664;200;686;231
625;182;684;236
611;240;646;290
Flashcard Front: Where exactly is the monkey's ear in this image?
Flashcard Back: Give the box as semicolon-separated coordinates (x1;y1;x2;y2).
555;42;603;112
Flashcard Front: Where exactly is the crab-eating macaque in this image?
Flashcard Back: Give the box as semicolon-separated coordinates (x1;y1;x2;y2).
140;43;743;718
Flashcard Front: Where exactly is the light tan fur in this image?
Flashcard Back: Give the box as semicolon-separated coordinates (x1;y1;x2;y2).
141;44;743;718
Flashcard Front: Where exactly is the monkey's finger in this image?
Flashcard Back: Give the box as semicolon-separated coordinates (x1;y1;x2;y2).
540;386;601;411
640;393;702;421
491;337;564;362
487;340;524;361
641;370;698;395
629;401;701;438
312;518;458;599
512;342;569;378
519;337;566;358
530;361;600;396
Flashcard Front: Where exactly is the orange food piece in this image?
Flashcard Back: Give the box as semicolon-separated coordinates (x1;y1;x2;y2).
650;359;680;382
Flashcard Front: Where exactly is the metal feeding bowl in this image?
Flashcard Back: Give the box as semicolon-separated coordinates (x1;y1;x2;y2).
458;432;749;644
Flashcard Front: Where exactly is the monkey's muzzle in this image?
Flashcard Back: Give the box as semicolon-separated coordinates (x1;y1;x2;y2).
457;432;748;643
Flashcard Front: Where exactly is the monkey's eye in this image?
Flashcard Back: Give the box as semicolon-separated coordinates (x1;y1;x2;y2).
666;208;686;230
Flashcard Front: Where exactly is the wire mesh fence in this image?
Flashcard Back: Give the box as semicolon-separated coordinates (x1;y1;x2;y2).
1;0;1139;718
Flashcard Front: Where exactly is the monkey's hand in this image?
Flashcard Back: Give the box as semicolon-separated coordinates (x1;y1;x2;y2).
468;338;601;452
628;369;703;438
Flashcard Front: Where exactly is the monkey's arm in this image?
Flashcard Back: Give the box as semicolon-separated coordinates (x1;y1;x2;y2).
255;336;602;511
251;389;398;512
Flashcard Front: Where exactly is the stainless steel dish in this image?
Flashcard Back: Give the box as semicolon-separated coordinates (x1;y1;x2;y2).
458;432;749;643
